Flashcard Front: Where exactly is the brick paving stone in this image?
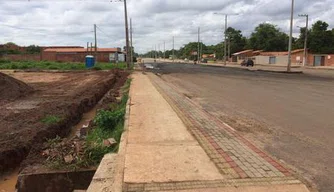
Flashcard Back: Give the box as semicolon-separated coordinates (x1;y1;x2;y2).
149;75;296;184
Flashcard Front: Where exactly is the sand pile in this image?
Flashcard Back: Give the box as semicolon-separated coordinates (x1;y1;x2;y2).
0;72;34;101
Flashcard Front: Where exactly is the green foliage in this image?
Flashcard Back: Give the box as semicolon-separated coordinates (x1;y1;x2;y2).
26;45;41;54
226;27;247;57
0;59;11;64
84;80;130;166
93;108;125;130
308;20;334;54
84;122;123;164
248;23;289;51
41;115;61;124
143;20;334;58
46;136;62;147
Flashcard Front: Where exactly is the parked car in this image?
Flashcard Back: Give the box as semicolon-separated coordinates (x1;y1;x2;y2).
241;59;254;67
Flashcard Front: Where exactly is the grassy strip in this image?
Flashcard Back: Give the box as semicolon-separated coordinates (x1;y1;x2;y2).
84;78;131;165
0;60;127;70
46;78;131;170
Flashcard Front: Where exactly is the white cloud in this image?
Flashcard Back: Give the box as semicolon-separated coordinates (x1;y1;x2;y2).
0;0;333;53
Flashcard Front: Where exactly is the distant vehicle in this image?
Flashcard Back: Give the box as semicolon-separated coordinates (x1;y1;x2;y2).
201;59;208;63
241;59;254;67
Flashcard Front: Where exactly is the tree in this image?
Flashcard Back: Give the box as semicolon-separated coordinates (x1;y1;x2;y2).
248;23;289;51
293;27;310;50
226;27;247;56
179;42;201;59
26;45;41;54
308;20;334;54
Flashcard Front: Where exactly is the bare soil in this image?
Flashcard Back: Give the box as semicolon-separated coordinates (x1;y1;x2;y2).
0;72;33;103
0;70;129;174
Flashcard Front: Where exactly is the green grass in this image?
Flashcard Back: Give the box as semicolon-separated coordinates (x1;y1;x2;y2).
83;79;131;166
44;78;131;170
0;59;127;70
41;115;61;124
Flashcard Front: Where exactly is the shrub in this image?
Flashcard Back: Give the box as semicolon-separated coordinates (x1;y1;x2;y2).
11;64;18;69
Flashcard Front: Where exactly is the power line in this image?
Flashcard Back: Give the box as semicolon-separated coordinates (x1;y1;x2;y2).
96;25;113;39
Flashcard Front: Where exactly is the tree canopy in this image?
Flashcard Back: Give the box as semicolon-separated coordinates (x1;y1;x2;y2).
308;21;334;54
248;23;289;51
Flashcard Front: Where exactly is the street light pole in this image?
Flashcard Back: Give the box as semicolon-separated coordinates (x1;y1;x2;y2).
155;45;157;61
224;15;227;66
198;27;200;63
94;24;97;62
172;36;175;62
123;0;130;69
299;14;309;67
164;41;166;60
287;0;295;72
130;18;133;67
214;13;239;66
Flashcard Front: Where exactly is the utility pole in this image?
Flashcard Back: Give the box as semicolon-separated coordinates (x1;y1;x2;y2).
87;42;89;53
158;43;160;59
172;36;175;62
130;18;133;67
228;34;231;61
214;13;239;66
200;40;203;61
164;41;166;60
287;0;294;72
299;14;309;67
94;24;97;62
155;45;157;61
198;27;200;63
124;0;130;69
224;15;227;65
90;42;93;55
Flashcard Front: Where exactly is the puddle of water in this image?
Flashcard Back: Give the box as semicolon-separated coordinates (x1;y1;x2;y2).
0;169;19;192
69;105;98;138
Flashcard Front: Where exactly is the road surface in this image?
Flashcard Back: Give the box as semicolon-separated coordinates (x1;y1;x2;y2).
151;63;334;192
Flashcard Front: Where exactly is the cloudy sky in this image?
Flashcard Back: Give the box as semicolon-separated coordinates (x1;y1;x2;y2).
1;0;334;53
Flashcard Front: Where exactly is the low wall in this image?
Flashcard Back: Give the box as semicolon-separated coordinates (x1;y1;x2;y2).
1;54;41;61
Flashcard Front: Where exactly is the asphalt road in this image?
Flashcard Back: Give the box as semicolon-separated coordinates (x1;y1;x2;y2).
151;63;334;192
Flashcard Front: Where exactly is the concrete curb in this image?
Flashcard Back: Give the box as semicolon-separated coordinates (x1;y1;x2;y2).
87;86;132;192
256;69;304;74
305;67;334;71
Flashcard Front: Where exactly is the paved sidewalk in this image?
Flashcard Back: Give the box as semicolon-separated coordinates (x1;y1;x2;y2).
88;71;310;192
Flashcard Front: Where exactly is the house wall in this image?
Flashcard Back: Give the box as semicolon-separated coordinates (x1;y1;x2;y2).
1;54;41;61
307;54;334;66
42;52;116;63
276;56;288;65
325;55;334;66
41;51;57;61
254;56;269;64
255;53;302;65
291;52;304;65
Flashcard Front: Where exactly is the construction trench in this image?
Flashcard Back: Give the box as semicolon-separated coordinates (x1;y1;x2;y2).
0;70;129;191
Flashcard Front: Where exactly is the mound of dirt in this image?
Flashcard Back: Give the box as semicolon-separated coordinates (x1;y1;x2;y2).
0;72;34;101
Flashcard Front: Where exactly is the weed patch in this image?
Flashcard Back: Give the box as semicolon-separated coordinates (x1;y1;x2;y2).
44;78;131;170
41;115;61;124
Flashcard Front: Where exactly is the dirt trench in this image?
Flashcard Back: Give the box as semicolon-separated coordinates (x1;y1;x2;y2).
0;70;129;174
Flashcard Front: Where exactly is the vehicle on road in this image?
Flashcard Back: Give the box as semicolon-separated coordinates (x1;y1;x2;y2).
241;59;254;67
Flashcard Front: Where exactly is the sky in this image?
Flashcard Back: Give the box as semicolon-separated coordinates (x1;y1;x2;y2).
1;0;334;53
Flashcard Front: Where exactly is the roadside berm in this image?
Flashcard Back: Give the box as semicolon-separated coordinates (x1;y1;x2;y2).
88;71;310;192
